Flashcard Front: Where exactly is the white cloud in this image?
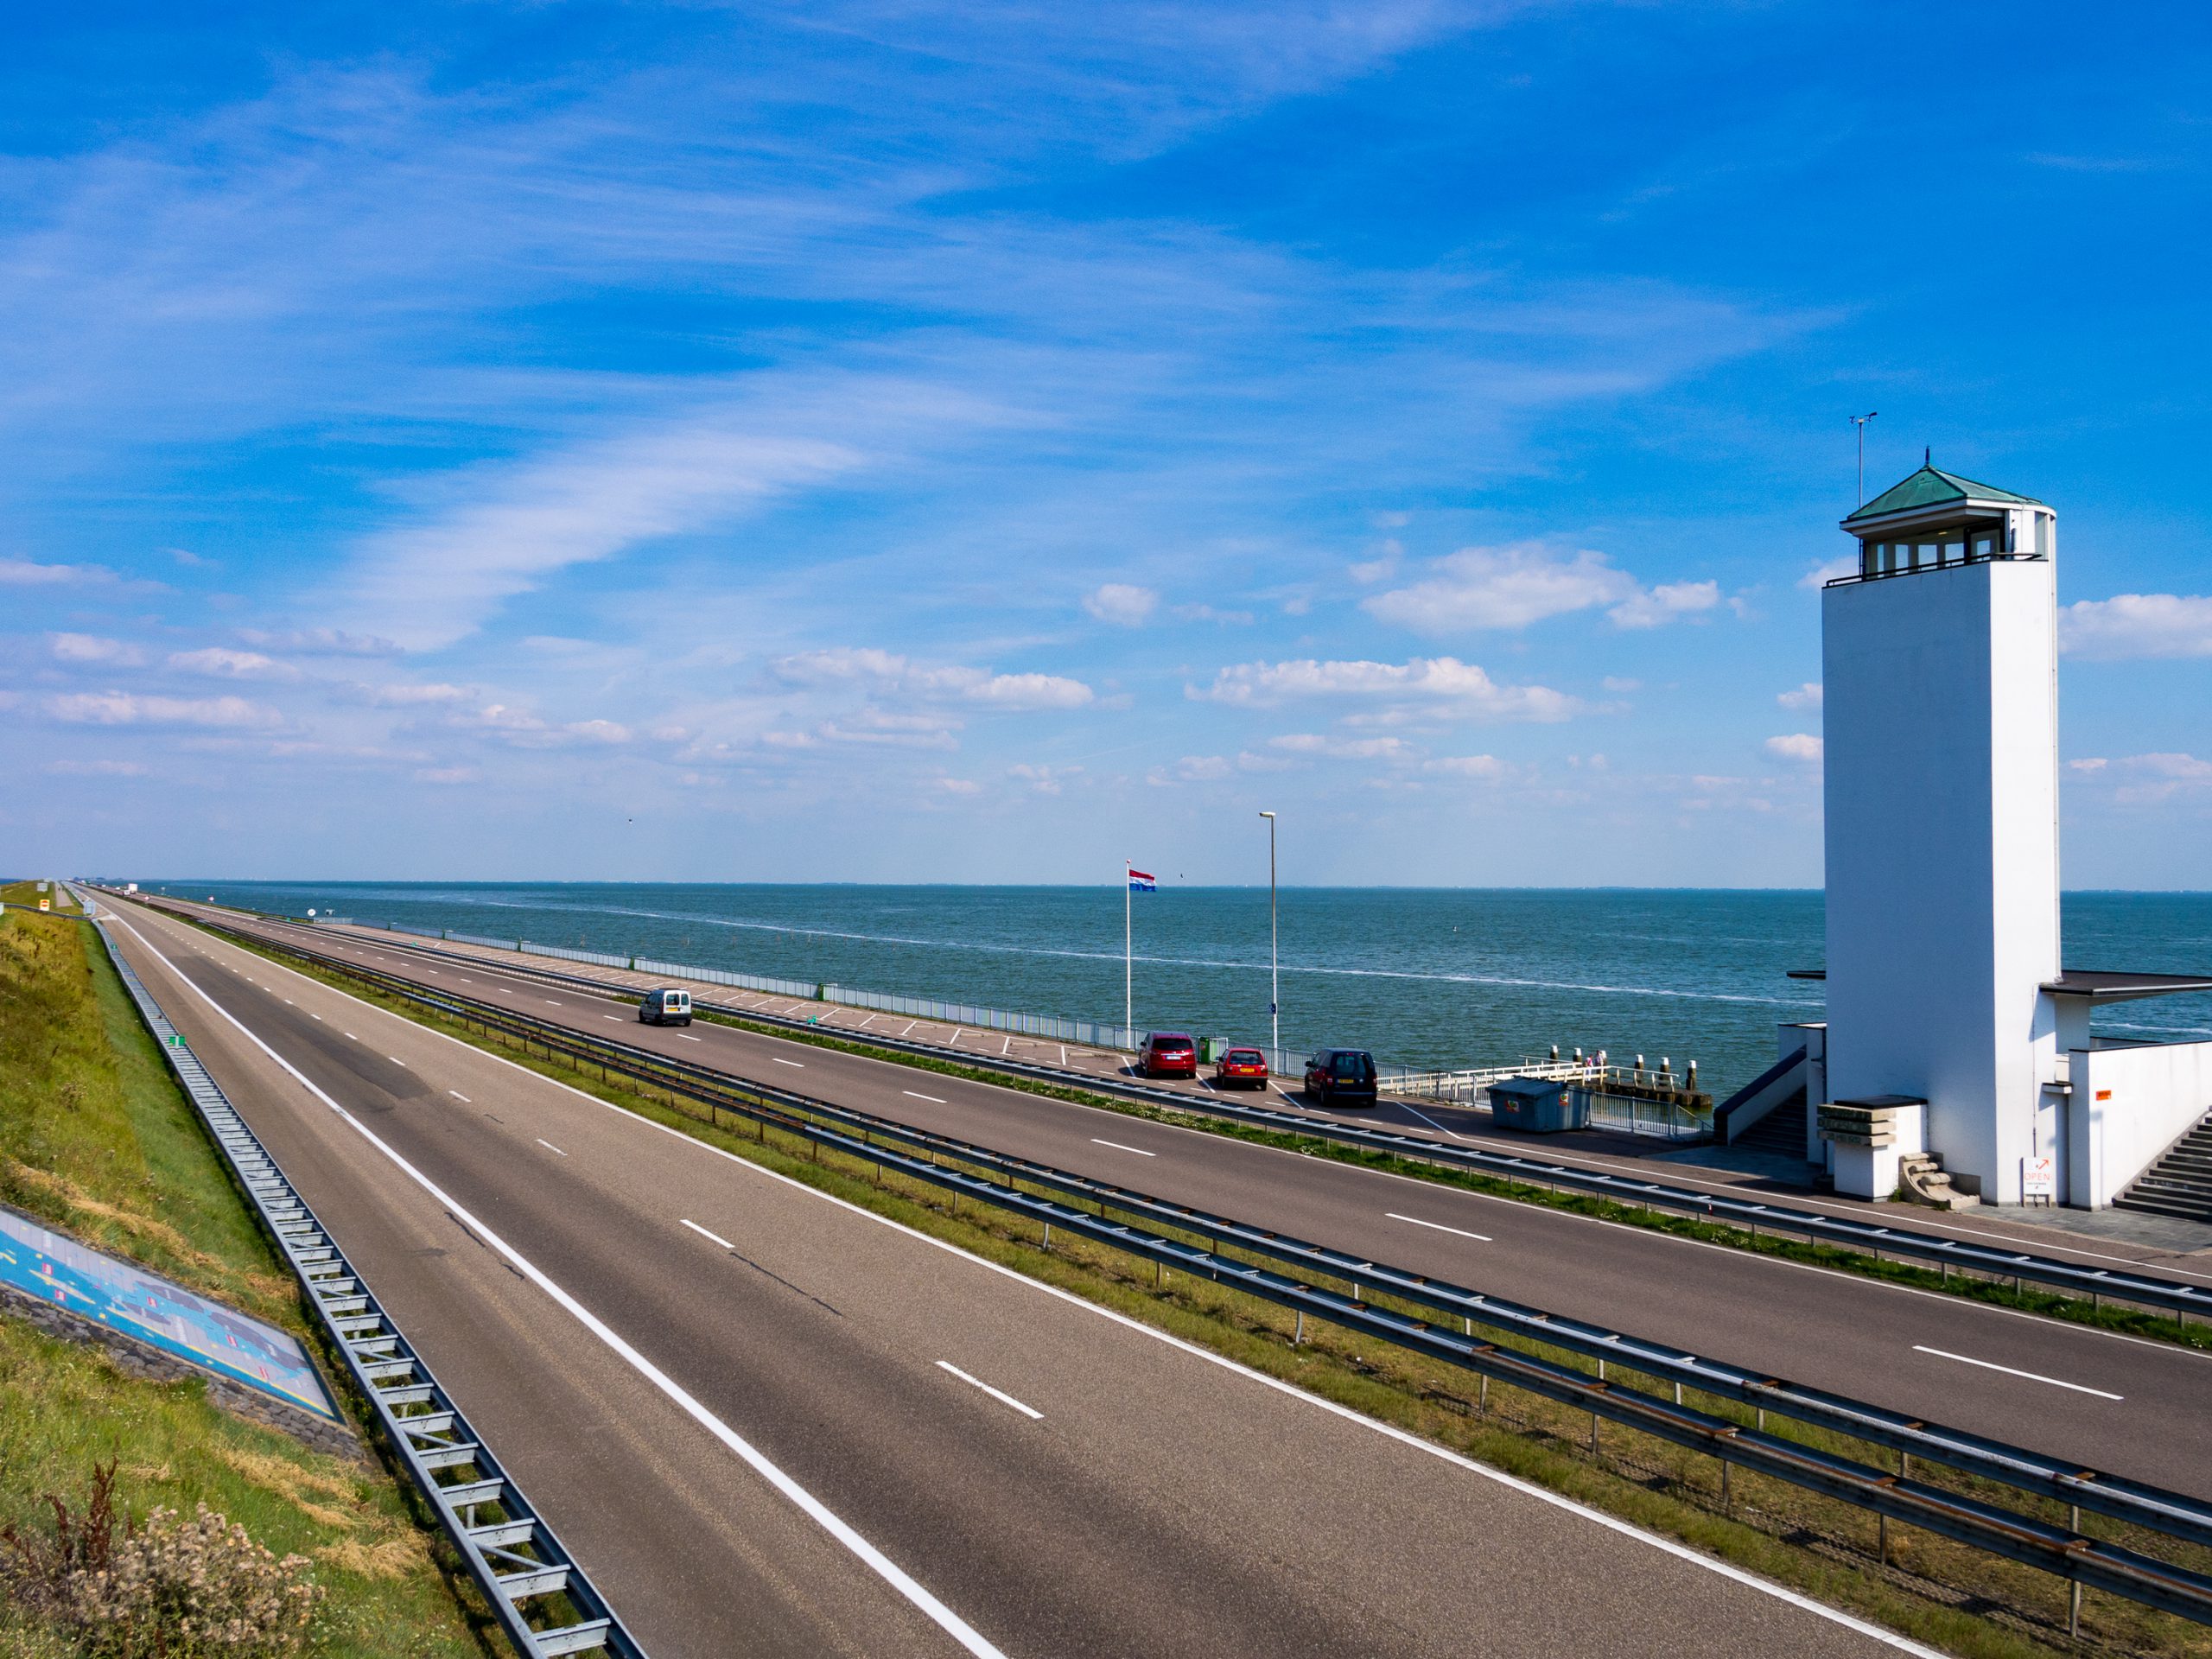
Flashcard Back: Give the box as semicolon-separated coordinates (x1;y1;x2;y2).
934;777;982;795
335;410;862;650
1601;677;1640;693
451;702;633;747
50;632;143;665
1363;543;1719;635
1765;733;1823;762
2060;594;2212;660
1606;580;1719;630
1800;555;1859;590
1777;681;1823;710
1364;543;1632;632
43;691;279;729
2;558;115;586
1268;733;1412;760
413;766;480;785
368;681;470;706
2069;752;2212;805
239;627;402;657
1422;753;1504;779
1083;582;1158;626
46;759;149;777
1147;753;1236;785
1194;655;1576;721
168;646;299;680
772;648;1093;711
1008;763;1083;793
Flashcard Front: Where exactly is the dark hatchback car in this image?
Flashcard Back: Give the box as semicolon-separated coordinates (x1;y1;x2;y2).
1138;1032;1199;1078
1303;1047;1379;1105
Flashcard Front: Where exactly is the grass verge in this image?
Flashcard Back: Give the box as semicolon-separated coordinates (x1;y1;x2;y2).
0;903;497;1657
223;918;2212;1659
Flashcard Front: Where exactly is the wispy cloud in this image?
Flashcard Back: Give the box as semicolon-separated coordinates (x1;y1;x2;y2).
43;691;281;729
334;407;866;651
2061;594;2212;660
1363;542;1717;633
1194;655;1576;721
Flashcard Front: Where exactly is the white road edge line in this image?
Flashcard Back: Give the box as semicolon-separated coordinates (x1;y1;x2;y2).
936;1360;1043;1421
118;905;1942;1656
772;1057;804;1067
1387;1211;1492;1243
1911;1345;2122;1400
448;1091;470;1103
1090;1138;1157;1158
537;1139;569;1157
107;914;1010;1659
904;1090;947;1104
683;1217;736;1251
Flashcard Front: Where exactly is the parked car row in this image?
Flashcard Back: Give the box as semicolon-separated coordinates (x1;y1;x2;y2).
1136;1031;1378;1106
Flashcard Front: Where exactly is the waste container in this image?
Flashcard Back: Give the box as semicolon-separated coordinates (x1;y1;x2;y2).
1486;1076;1588;1133
1200;1036;1230;1064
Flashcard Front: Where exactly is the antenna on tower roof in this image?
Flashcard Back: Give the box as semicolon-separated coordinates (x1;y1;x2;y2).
1924;446;1931;466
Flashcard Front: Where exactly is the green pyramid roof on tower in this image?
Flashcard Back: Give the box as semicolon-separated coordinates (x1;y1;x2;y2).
1843;465;2044;524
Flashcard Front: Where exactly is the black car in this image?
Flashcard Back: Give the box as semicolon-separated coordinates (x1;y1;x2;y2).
1303;1047;1378;1105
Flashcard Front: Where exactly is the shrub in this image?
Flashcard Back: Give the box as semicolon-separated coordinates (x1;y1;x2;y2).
2;1463;323;1656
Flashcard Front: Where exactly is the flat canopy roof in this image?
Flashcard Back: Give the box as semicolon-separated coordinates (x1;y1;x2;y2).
2041;970;2212;1003
1786;968;2212;1003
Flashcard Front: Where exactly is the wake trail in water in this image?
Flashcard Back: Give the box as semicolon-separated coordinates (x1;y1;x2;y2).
439;896;1821;1009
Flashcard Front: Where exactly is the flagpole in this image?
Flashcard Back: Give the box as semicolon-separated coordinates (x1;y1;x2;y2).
1124;861;1133;1038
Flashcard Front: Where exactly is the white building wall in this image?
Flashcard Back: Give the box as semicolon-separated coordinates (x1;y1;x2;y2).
2069;1041;2212;1208
1821;557;2060;1201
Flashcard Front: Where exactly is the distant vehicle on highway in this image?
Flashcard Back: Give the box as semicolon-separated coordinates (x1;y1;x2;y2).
1302;1047;1378;1105
1137;1032;1198;1078
638;988;693;1027
1213;1046;1269;1090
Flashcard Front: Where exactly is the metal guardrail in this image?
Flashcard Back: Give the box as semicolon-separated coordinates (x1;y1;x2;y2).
86;911;646;1659
152;920;2212;1626
128;893;2212;1325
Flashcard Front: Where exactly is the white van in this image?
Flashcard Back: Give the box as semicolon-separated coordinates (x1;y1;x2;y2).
638;988;693;1027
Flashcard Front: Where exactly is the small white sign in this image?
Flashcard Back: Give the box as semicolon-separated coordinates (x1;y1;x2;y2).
2022;1156;2056;1199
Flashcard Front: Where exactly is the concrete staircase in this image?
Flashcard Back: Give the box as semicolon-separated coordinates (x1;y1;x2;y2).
1730;1091;1808;1159
2114;1113;2212;1223
1898;1152;1979;1211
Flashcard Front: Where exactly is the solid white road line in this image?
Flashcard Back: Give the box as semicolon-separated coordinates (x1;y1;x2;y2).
111;917;1008;1659
1400;1105;1471;1142
936;1360;1043;1421
683;1217;736;1251
905;1090;947;1104
537;1139;569;1156
1910;1345;2122;1400
1090;1138;1156;1158
1388;1212;1492;1243
773;1057;804;1067
448;1091;471;1103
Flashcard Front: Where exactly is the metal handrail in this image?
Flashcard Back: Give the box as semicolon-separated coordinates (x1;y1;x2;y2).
87;913;646;1659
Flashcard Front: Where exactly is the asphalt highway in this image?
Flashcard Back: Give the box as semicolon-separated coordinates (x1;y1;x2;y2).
99;899;1929;1658
130;894;2212;1505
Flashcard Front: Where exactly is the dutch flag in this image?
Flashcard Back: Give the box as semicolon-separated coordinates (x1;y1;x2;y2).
1127;868;1157;892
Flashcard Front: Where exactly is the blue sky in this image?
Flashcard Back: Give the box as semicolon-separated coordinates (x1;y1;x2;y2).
4;2;2210;887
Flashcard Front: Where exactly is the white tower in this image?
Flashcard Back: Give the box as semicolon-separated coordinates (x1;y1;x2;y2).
1822;465;2060;1202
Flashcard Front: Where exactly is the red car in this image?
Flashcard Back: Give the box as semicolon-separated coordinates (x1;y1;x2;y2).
1214;1047;1269;1090
1137;1032;1198;1078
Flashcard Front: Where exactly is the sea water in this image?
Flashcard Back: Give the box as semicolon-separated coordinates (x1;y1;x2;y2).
143;881;2212;1096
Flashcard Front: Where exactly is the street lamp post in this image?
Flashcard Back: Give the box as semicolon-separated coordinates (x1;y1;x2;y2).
1258;810;1278;1060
